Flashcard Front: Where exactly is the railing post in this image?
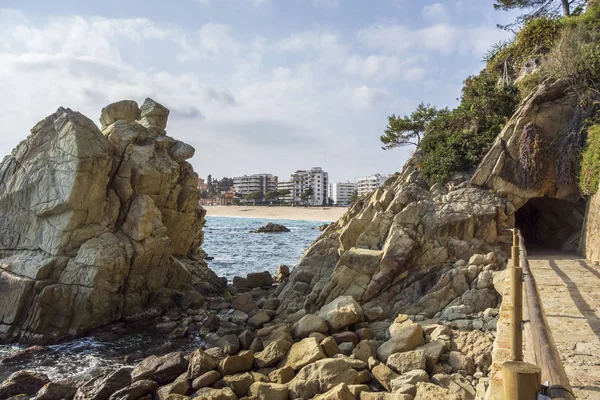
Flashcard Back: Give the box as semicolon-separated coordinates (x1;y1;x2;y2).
510;228;523;362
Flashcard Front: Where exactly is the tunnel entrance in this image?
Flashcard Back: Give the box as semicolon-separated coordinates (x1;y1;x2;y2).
515;197;586;252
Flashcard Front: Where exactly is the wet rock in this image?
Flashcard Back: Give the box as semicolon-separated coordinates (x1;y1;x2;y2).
251;223;290;233
75;368;131;400
254;339;292;368
376;322;424;362
0;371;50;398
317;296;363;332
387;349;427;375
108;380;158;400
219;351;254;376
193;387;237;400
132;352;187;384
35;382;77;400
187;349;219;380
1;346;47;365
249;382;288;400
283;337;327;371
191;371;220;391
292;314;329;339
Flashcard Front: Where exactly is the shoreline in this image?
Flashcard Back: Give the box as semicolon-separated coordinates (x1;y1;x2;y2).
203;205;348;222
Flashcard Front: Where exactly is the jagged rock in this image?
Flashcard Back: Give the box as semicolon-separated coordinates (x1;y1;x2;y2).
108;380;158;400
287;358;361;400
1;346;47;365
283;337;327;371
313;383;354;400
232;293;258;314
390;369;429;390
0;371;50;398
36;382;77;400
269;366;295;384
321;336;340;357
219;350;254;376
156;374;190;400
448;351;475;375
360;393;413;400
387;349;427;374
192;371;221;390
376;322;424;362
292;314;329;339
430;373;476;400
274;265;290;283
251;223;290;233
187;349;219;380
368;358;398;391
257;323;292;347
352;340;376;363
246;272;274;288
132;352;187;384
317;296;363;331
414;382;462;400
254;338;292;368
417;341;446;372
0;100;224;343
275;159;508;322
75;368;131;400
249;382;288;400
223;373;254;397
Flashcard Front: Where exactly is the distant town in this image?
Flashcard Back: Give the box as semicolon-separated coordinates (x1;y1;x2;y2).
198;168;391;206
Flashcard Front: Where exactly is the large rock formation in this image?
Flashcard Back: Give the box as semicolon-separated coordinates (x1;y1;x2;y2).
275;159;510;320
0;99;224;343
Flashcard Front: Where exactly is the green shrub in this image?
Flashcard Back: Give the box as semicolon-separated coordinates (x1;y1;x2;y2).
579;124;600;195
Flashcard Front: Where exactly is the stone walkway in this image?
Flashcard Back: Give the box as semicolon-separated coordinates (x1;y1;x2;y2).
527;252;600;400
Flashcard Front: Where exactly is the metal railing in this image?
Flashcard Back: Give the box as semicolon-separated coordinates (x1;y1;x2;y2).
502;229;576;399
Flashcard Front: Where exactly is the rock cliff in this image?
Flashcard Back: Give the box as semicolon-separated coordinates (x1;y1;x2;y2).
275;160;510;323
0;99;224;344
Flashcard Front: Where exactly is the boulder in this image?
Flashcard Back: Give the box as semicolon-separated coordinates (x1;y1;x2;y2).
268;366;295;384
132;352;188;384
430;373;476;400
414;382;461;400
254;338;292;368
448;351;475;375
0;371;50;398
416;341;446;372
368;358;398;391
390;369;429;390
376;323;424;362
219;351;254;376
107;380;158;400
292;314;329;339
222;373;254;397
232;293;258;314
313;383;354;400
187;349;219;380
75;368;131;400
246;272;274;288
247;311;271;329
274;265;290;283
387;349;427;375
317;296;363;331
248;382;288;400
193;387;237;400
36;382;77;400
156;375;190;400
192;371;221;390
283;337;327;371
257;324;292;347
288;358;360;400
251;223;290;233
0;101;224;343
352;340;376;363
320;336;340;357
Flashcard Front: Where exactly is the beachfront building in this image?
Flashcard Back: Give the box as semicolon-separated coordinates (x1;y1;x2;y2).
277;180;294;204
233;173;278;197
283;167;329;206
357;174;389;197
329;182;357;206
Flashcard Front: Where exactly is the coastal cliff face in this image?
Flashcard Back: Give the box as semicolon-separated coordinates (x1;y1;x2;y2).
275;161;510;322
581;190;600;263
0;99;224;344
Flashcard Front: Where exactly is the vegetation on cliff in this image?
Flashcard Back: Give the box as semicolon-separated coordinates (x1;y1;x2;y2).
383;1;600;191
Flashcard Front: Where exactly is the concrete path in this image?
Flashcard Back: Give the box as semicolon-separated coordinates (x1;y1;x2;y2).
528;252;600;400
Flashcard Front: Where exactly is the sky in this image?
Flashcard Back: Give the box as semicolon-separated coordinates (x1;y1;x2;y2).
0;0;517;182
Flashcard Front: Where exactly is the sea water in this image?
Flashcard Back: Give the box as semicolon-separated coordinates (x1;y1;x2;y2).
0;216;328;381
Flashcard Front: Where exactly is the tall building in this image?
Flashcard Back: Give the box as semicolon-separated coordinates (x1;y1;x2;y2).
233;173;278;197
357;174;389;197
329;182;357;206
282;167;329;206
277;180;294;204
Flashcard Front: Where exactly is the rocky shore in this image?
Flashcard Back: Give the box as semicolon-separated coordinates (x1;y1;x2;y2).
1;261;500;399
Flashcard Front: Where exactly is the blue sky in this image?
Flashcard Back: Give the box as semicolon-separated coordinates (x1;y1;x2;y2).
0;0;517;182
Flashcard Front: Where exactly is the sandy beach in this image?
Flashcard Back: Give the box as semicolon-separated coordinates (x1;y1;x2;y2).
203;205;348;222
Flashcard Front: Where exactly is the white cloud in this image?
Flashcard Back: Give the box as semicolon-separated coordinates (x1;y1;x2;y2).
349;85;390;110
422;3;449;21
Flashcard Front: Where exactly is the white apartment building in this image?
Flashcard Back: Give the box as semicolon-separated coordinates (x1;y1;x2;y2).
288;167;329;206
329;182;357;206
357;174;388;197
277;180;294;204
233;173;278;196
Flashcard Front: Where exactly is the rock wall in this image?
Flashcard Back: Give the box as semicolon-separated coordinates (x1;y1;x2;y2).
580;189;600;263
0;99;224;344
275;160;511;322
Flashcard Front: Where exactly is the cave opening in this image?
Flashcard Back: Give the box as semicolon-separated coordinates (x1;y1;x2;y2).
514;197;586;252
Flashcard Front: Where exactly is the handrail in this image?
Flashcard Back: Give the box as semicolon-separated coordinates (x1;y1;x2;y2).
519;234;576;400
